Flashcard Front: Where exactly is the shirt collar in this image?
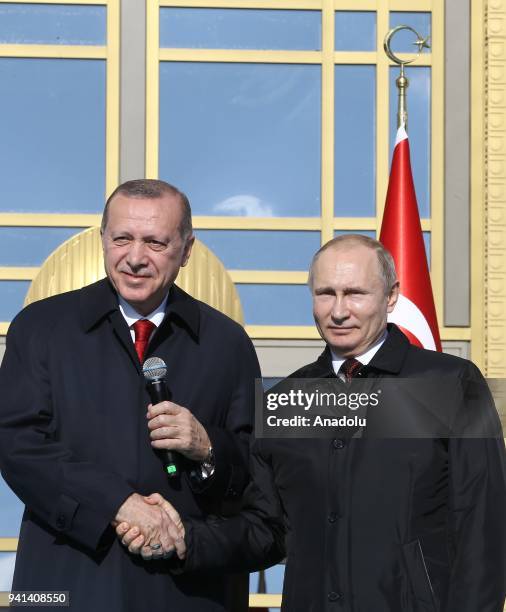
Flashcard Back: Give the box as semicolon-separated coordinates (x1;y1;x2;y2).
80;279;200;340
331;329;388;375
118;293;168;329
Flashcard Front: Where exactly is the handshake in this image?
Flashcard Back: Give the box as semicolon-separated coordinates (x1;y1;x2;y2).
112;492;186;561
111;399;211;561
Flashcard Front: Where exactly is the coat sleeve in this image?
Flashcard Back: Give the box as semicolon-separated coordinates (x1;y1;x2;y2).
0;311;135;552
189;329;261;500
182;438;286;573
445;364;506;612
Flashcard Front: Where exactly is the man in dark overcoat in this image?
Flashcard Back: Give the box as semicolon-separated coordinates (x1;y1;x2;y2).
0;179;260;611
121;234;506;612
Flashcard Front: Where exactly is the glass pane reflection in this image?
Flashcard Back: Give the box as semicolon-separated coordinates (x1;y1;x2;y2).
0;3;106;45
0;553;16;592
0;58;106;213
237;284;313;325
196;230;320;270
0;228;83;266
160;8;321;50
335;65;376;217
335;11;376;51
0;477;23;537
0;281;30;320
160;62;321;217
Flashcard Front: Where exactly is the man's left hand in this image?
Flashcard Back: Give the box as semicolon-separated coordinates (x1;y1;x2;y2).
147;401;211;462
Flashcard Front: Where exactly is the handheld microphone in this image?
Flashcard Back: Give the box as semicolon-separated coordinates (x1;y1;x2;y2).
142;356;178;478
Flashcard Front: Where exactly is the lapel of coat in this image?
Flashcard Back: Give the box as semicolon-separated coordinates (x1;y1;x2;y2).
79;278;140;371
301;324;411;380
79;280;201;371
148;284;200;358
366;323;410;376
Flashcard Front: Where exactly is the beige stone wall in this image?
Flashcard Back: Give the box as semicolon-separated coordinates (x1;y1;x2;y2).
486;0;506;377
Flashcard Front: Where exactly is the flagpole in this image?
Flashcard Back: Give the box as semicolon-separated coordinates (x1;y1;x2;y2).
383;25;431;129
396;65;409;130
380;25;442;351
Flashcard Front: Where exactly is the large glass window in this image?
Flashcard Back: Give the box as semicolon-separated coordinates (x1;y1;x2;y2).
0;2;441;347
150;0;438;339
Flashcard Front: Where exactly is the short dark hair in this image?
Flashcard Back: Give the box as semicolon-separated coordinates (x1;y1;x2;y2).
308;234;398;295
101;179;192;239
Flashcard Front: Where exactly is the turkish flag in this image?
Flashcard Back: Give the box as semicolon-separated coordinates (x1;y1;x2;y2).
380;125;442;351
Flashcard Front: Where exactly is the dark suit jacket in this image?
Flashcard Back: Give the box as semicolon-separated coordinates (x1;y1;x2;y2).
183;325;506;612
0;278;260;612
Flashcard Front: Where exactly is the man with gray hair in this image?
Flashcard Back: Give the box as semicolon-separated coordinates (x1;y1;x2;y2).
120;234;506;612
0;179;260;611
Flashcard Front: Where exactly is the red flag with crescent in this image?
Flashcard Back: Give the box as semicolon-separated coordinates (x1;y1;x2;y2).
380;125;442;351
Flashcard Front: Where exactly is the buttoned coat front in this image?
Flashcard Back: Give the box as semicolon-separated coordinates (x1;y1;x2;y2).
184;325;506;612
0;278;260;611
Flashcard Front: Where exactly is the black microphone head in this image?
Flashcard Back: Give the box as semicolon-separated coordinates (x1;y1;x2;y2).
143;356;167;381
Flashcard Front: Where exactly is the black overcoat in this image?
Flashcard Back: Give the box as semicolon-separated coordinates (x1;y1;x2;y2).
183;325;506;612
0;278;260;611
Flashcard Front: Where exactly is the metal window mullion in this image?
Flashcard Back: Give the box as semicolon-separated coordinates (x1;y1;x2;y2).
431;0;445;330
146;0;160;178
106;0;120;196
375;1;390;236
321;0;335;245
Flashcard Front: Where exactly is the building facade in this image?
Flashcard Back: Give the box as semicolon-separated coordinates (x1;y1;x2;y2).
0;0;505;607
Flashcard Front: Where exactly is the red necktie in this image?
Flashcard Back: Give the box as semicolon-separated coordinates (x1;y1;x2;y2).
339;358;362;382
132;319;156;363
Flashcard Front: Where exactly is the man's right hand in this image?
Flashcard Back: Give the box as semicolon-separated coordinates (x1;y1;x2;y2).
113;493;181;558
114;493;186;560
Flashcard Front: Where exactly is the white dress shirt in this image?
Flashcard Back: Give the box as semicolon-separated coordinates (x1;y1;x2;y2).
331;329;388;378
118;294;168;342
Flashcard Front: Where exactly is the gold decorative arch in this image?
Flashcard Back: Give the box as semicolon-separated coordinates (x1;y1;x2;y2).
24;227;244;325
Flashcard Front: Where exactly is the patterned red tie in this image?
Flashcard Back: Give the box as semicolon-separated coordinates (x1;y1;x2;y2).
132;319;156;363
339;358;362;382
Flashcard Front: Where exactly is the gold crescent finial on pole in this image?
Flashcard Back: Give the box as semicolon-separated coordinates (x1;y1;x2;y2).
383;25;430;130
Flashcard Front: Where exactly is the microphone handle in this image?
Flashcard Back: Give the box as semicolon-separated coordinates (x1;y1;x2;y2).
147;379;179;478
